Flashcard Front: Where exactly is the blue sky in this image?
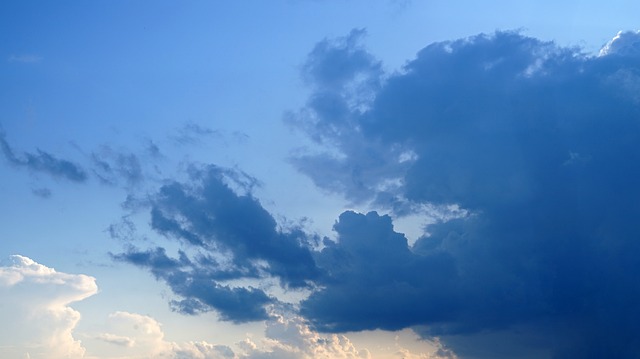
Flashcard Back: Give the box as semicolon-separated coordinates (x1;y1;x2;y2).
2;1;640;358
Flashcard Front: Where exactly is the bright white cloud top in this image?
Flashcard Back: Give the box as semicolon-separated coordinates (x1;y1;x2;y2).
599;30;640;57
0;255;97;358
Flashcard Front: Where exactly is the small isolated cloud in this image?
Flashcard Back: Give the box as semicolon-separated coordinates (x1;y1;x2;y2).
107;215;139;242
8;54;42;63
145;139;163;159
0;132;87;183
31;187;52;199
171;122;222;146
0;255;97;359
91;146;143;187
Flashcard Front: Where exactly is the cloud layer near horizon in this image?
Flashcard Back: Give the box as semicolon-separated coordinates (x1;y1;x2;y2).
0;255;407;359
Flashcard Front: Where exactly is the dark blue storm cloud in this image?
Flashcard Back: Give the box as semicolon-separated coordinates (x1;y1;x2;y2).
301;211;458;332
113;29;640;358
287;30;640;358
0;130;88;183
114;247;274;323
115;165;320;322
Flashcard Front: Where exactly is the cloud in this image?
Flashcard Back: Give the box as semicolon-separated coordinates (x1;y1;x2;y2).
7;54;42;63
598;30;640;57
95;309;375;359
95;311;235;359
286;29;415;208
301;211;458;333
115;165;320;323
31;187;52;198
91;146;143;187
0;254;378;359
171;122;222;146
237;309;371;359
95;333;135;347
0;255;97;359
289;30;640;358
0;131;88;183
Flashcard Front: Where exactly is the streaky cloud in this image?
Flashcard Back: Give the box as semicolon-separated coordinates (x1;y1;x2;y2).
0;131;87;183
91;146;144;187
171;121;222;146
7;54;41;63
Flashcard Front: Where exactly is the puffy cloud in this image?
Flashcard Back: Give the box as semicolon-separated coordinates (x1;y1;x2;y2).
238;310;370;359
0;255;97;359
290;30;640;358
95;311;235;359
302;211;457;333
94;309;373;359
599;30;640;57
0;131;88;183
115;165;320;323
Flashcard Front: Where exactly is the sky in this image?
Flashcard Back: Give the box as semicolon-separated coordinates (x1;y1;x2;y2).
2;1;640;358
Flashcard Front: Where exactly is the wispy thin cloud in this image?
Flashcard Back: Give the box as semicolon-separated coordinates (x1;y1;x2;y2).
0;131;88;183
171;122;222;146
7;54;42;63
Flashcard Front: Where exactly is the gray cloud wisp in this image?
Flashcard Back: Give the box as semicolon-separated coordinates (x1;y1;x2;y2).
0;131;88;183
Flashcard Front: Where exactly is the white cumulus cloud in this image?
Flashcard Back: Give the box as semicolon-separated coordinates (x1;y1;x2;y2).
599;30;640;57
238;311;371;359
93;311;234;359
0;255;98;359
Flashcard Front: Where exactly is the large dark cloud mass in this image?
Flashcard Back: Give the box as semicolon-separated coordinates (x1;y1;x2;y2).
290;30;640;358
115;30;640;358
302;211;458;332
